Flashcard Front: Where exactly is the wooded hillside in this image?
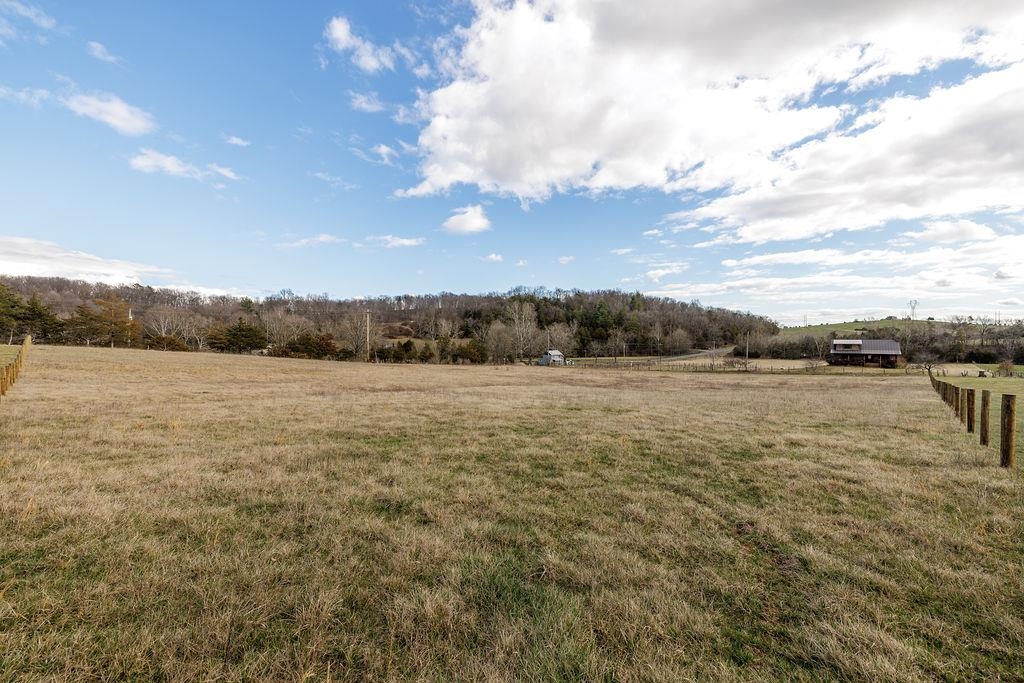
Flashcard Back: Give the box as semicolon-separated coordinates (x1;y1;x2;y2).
0;276;778;362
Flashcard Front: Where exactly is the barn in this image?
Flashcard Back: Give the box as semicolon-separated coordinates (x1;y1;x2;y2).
827;339;903;368
538;349;566;366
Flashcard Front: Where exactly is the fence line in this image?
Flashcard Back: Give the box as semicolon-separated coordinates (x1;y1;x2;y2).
1;335;31;398
930;371;1016;469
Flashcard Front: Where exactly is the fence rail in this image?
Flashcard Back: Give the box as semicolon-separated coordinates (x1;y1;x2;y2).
1;335;31;398
930;371;1016;468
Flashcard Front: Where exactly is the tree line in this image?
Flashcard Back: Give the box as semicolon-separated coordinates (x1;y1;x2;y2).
0;276;779;363
742;317;1024;365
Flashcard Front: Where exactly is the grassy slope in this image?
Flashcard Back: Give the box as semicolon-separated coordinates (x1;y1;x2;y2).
1;347;1023;680
778;319;940;338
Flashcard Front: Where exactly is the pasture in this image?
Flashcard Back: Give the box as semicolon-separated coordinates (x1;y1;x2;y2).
1;346;1022;680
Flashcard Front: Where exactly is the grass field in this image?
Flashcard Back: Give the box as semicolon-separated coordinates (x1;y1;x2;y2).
2;346;1023;680
0;344;21;365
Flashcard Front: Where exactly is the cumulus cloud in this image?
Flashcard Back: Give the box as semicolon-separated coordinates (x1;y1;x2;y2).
610;247;635;255
680;63;1024;243
324;16;394;73
87;41;122;65
0;235;170;284
557;255;575;265
483;253;503;262
223;134;251;147
398;0;1024;255
369;234;425;248
442;204;491;234
63;92;156;136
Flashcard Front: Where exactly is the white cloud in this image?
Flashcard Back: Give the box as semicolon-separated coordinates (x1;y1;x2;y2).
62;92;156;136
278;234;346;249
130;149;204;180
324;16;394;73
0;236;170;285
677;63;1024;244
645;262;688;281
349;90;385;113
130;149;240;185
0;83;49;106
442;204;491;234
369;234;425;248
0;1;54;28
353;143;399;166
557;255;575;265
483;253;503;262
516;259;528;267
223;134;251;147
206;163;240;181
610;247;635;255
642;229;662;238
397;0;1024;257
0;1;55;44
902;220;997;243
87;41;122;65
310;171;356;190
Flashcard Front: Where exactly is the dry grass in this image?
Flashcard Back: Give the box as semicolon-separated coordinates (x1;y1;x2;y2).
2;346;1023;681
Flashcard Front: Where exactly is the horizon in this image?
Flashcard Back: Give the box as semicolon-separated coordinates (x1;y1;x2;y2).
3;1;1023;326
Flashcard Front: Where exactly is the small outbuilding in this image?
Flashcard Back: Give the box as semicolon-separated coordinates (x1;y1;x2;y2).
827;339;902;368
538;349;566;366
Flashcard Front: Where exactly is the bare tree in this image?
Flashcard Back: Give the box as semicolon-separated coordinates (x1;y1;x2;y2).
262;308;311;347
485;321;515;364
544;321;577;356
332;311;376;360
506;301;540;361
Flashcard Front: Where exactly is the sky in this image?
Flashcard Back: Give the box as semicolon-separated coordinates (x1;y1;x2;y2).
1;0;1023;324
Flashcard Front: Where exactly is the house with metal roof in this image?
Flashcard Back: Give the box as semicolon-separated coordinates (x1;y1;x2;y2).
827;339;902;368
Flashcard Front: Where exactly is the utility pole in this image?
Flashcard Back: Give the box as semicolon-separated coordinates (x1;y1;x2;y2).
365;310;371;362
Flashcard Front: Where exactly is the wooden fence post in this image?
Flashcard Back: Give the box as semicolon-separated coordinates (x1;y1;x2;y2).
981;390;991;446
960;388;968;425
1001;395;1016;468
953;386;961;418
966;389;976;433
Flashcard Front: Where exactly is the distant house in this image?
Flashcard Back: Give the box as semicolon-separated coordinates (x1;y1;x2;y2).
538;349;566;366
828;339;902;368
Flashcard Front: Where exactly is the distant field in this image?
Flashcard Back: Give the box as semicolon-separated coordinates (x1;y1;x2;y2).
778;319;939;338
2;346;1022;680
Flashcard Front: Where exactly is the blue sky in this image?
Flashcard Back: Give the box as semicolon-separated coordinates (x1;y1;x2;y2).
2;0;1023;324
